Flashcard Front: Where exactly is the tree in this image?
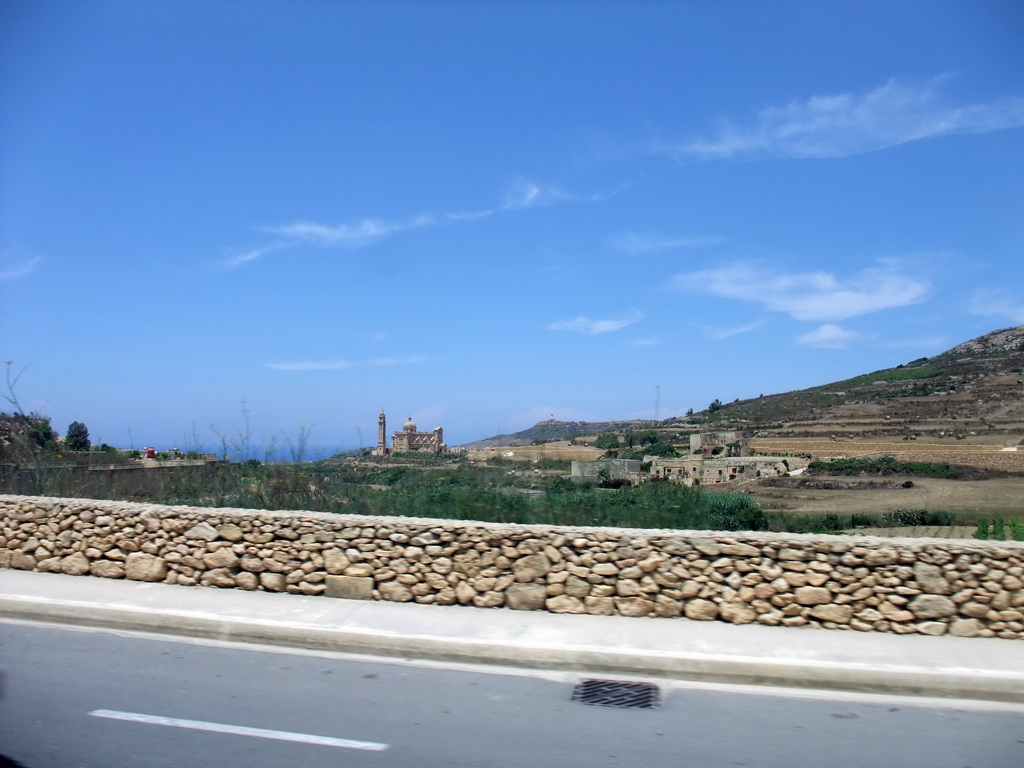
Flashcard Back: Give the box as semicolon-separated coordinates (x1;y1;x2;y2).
594;433;620;450
65;421;90;451
708;399;723;412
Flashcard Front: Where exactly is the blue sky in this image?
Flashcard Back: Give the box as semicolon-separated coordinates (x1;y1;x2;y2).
2;1;1023;455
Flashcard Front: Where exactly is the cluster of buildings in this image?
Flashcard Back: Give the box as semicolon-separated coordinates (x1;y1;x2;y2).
571;432;806;487
368;411;800;487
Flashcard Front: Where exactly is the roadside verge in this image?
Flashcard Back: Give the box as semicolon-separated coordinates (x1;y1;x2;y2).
2;570;1023;703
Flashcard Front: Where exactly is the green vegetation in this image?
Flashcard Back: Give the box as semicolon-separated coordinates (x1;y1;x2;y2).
807;456;1002;480
816;365;944;391
64;421;90;451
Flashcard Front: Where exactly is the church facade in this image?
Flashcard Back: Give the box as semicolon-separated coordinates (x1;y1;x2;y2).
376;410;447;456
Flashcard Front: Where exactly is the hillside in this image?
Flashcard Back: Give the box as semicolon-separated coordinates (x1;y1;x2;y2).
463;326;1024;449
700;325;1024;442
459;419;648;450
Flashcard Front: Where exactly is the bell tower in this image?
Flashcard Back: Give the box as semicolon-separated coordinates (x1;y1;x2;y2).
376;409;388;456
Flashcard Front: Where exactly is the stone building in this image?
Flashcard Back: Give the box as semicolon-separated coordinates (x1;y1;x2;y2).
376;410;446;456
649;454;806;486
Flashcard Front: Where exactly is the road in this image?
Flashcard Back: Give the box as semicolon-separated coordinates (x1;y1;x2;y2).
1;620;1022;768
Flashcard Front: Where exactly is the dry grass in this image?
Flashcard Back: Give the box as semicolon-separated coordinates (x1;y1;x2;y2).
746;475;1024;517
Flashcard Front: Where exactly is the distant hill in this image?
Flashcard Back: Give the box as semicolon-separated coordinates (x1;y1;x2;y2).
458;419;649;450
461;326;1024;448
698;325;1024;441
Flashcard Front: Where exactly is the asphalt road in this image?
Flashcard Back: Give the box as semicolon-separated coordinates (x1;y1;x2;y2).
1;621;1022;768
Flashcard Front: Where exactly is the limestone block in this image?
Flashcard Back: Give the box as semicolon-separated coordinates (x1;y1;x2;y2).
584;596;615;615
913;563;950;595
513;553;551;582
473;591;505;608
653;594;682;618
202;548;239;570
949;618;984;637
183;522;219;541
125;552;168;582
808;604;853;624
915;621;948;636
89;560;124;579
908;594;957;619
455;581;477;604
614;597;654;617
546;594;585;613
10;551;36;570
505;583;547;611
794;586;832;606
201;568;237;588
218;523;245;541
60;552;91;576
721;543;759;557
379;581;414;602
960;601;991;619
259;572;287;592
719;601;757;624
684;598;719;621
235;571;259;590
324;575;374;599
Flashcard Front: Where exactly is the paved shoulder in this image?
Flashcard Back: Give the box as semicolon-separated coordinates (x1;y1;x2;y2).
2;570;1022;703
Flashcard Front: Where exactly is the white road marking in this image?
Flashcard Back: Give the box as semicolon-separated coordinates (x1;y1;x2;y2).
88;709;388;751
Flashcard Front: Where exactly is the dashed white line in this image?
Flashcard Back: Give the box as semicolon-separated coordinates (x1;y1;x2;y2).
88;709;388;751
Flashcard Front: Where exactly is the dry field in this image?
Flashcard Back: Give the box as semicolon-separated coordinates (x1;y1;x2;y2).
746;475;1024;518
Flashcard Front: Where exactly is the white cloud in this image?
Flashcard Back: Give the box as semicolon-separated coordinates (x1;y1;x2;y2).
696;319;768;340
269;219;395;246
671;77;1024;160
796;324;860;349
671;263;928;321
609;234;724;254
967;289;1024;324
267;355;432;371
548;309;644;335
0;255;42;281
629;337;660;347
226;178;614;267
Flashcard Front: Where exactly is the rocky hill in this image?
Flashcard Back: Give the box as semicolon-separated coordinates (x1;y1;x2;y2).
704;325;1024;442
463;326;1024;449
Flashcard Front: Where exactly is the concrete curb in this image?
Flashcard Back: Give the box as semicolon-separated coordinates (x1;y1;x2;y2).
3;571;1023;704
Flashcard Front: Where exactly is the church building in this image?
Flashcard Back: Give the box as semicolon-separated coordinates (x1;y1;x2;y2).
376;410;447;456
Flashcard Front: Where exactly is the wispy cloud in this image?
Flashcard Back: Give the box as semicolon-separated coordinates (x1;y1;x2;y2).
967;289;1024;324
548;309;644;335
227;178;620;267
668;77;1024;160
267;355;432;372
671;262;928;321
609;233;724;254
696;319;768;340
796;324;860;349
0;255;42;281
629;337;660;347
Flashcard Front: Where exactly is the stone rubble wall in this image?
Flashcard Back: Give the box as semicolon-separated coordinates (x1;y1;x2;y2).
2;495;1022;639
749;440;1024;472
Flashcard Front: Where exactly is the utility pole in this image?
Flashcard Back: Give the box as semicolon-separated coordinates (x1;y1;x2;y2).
354;426;363;449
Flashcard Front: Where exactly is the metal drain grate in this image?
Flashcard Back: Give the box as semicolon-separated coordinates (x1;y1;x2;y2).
571;679;660;709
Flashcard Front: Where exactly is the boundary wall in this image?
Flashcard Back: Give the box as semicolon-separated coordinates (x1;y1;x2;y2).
749;440;1024;472
2;495;1022;640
